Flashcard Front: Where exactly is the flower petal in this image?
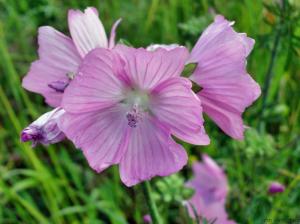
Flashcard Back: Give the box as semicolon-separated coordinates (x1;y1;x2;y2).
197;74;260;139
187;155;228;204
115;45;189;90
120;117;187;186
188;197;235;224
22;26;81;107
151;78;210;145
68;7;108;57
186;155;235;224
62;48;125;113
188;15;260;139
188;15;254;63
108;19;122;49
59;104;129;172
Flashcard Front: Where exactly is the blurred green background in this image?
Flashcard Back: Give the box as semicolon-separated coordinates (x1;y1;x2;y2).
0;0;299;223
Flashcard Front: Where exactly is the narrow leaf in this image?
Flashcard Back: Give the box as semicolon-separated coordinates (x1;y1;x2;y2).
182;62;198;77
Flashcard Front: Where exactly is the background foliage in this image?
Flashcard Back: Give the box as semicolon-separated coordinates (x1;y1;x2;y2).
0;0;299;223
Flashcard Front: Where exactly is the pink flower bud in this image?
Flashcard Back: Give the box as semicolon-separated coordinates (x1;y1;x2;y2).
21;108;65;147
268;182;285;195
143;215;152;223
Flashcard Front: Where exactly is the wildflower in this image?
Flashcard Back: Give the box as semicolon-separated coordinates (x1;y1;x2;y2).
151;16;261;139
187;15;261;139
268;181;285;195
22;7;121;107
59;46;209;186
21;108;65;147
186;155;235;224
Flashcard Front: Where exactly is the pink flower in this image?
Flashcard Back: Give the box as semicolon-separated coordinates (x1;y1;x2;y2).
59;46;210;186
22;7;121;107
21;108;65;147
186;155;235;224
187;15;261;139
146;16;260;139
268;182;285;195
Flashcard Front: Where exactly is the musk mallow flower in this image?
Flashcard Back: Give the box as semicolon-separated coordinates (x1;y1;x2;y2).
186;155;235;224
59;46;210;186
21;108;65;147
149;15;261;140
22;7;121;107
187;15;261;140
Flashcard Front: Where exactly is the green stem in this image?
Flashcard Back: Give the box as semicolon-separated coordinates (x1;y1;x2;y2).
141;181;163;224
259;0;286;128
259;27;281;127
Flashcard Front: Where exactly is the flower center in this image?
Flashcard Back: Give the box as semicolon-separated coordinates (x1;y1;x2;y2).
126;105;142;128
124;90;150;128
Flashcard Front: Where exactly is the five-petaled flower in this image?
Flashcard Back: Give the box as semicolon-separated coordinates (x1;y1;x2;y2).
150;16;261;140
22;7;121;107
59;46;209;186
188;15;261;139
21;7;121;146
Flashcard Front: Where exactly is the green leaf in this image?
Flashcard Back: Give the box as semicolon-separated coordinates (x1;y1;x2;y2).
182;62;198;77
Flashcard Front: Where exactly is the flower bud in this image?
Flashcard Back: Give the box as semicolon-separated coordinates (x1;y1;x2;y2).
268;182;285;195
143;215;152;223
21;108;65;147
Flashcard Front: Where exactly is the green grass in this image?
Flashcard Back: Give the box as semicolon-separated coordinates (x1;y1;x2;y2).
0;0;299;223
